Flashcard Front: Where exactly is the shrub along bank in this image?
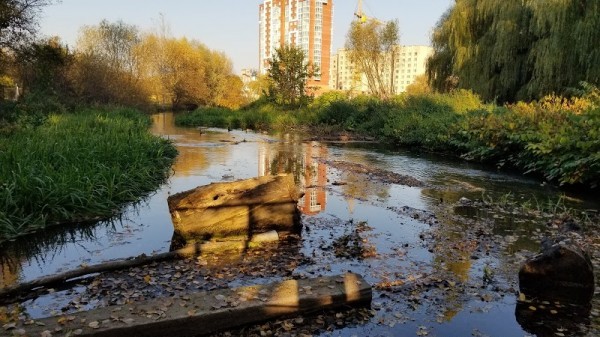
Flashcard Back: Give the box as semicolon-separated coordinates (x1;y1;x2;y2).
176;87;599;188
0;108;178;242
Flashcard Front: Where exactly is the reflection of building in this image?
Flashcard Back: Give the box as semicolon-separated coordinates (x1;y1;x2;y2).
330;45;433;94
258;0;333;92
297;144;327;215
258;140;327;215
240;68;259;100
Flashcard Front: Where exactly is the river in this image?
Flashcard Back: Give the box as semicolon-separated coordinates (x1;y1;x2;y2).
1;112;598;336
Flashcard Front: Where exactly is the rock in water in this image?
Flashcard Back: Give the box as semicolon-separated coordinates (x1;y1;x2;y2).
167;174;301;242
518;238;594;304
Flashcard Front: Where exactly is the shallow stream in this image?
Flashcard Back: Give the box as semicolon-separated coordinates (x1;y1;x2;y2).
1;112;598;336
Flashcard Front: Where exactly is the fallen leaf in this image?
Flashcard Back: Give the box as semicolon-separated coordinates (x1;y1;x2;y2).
2;323;16;330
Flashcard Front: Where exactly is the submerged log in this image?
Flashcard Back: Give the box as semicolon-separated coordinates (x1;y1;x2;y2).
519;237;594;304
167;174;301;241
0;243;210;300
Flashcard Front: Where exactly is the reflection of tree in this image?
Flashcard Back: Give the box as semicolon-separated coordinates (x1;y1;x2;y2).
0;258;20;289
428;219;474;322
151;112;231;177
340;170;391;202
172;146;209;177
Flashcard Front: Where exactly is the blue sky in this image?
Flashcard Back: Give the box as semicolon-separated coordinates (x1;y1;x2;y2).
39;0;453;72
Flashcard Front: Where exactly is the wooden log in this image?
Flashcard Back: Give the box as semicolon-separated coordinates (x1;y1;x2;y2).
13;273;372;337
0;232;285;301
167;174;301;241
0;243;206;300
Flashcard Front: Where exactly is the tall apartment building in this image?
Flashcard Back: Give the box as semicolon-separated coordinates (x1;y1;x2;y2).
258;0;333;92
330;45;433;94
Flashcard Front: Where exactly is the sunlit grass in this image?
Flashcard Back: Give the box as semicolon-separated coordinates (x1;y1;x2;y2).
0;107;177;242
175;106;279;131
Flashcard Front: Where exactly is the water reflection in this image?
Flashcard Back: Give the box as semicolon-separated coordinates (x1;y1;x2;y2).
0;113;598;335
0;258;20;289
259;140;328;215
515;301;591;337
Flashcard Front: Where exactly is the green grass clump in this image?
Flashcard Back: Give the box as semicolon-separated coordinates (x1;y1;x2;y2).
175;105;294;131
0;107;177;242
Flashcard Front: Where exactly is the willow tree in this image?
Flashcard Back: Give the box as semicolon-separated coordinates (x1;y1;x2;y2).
427;0;600;102
345;19;399;99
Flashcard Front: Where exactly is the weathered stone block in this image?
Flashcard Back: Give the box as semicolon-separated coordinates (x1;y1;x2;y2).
167;174;301;241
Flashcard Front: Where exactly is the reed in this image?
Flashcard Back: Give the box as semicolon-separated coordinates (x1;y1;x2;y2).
0;107;177;242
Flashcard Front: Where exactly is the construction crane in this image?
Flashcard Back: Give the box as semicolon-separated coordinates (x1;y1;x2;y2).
354;0;382;24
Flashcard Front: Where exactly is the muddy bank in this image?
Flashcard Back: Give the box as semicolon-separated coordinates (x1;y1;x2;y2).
324;160;425;188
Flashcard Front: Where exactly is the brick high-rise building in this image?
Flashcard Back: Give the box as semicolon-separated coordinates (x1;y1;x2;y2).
258;0;333;92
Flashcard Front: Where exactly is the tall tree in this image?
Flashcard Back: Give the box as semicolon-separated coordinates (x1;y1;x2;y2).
0;0;54;50
136;33;239;109
1;0;54;101
427;0;600;102
77;20;141;75
345;19;399;99
16;36;72;96
267;44;316;107
74;20;148;106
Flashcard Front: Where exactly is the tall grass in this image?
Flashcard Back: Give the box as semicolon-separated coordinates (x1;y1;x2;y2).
0;107;177;241
176;106;279;131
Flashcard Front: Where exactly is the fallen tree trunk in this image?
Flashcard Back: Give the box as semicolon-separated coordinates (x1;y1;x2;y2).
0;242;209;300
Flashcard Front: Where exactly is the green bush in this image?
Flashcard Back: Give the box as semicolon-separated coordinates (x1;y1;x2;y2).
452;92;600;186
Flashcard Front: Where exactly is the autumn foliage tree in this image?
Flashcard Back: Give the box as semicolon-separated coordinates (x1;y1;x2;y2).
73;20;148;106
70;19;244;109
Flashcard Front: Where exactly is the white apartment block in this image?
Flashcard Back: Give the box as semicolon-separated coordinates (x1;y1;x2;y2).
330;45;433;94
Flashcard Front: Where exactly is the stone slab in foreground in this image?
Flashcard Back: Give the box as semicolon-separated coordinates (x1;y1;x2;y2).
11;273;371;337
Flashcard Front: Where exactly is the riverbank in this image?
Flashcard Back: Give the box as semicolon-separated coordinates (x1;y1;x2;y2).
175;88;600;189
0;107;177;242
